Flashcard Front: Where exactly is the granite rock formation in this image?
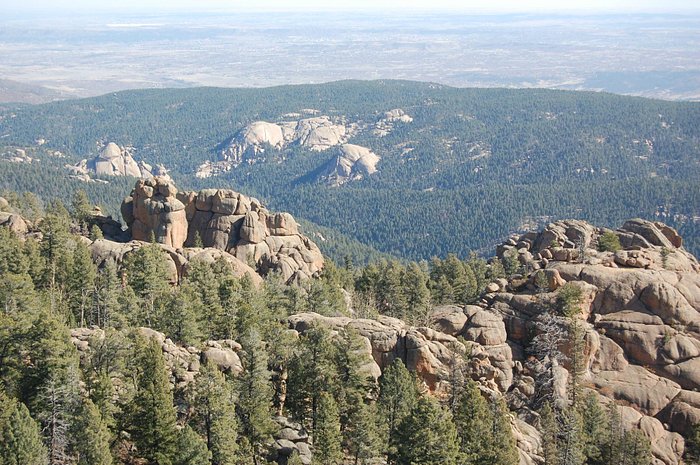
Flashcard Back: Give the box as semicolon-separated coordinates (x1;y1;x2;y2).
121;178;324;282
68;142;171;181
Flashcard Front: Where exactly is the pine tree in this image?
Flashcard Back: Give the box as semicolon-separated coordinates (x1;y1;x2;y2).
621;429;652;465
67;240;97;327
453;382;518;465
94;259;120;328
346;402;382;465
559;406;585;465
193;361;238;465
402;262;431;325
286;325;339;433
453;380;490;464
183;258;224;338
129;338;178;465
334;327;373;428
0;397;48;465
377;359;419;464
161;284;203;345
395;396;460;465
313;392;343;465
34;354;80;465
71;397;113;465
174;426;211;465
90;225;104;241
485;398;519;465
579;392;607;465
602;403;625;465
540;402;559;465
123;244;171;326
236;330;275;465
70;190;92;226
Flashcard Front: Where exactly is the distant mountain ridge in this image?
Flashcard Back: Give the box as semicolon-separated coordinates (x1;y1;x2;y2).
0;80;699;260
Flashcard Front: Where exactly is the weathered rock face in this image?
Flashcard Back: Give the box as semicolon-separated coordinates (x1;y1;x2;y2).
218;116;347;168
121;177;188;248
197;114;381;185
120;178;324;282
319;144;381;186
92;142;141;177
67;142;171;181
270;416;313;465
489;218;700;465
0;211;29;235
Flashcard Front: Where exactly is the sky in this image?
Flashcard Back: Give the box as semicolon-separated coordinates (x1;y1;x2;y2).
5;0;700;15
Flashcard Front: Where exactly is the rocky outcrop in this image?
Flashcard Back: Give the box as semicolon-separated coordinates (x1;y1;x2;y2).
198;115;383;185
270;416;313;465
68;142;171;181
121;177;188;248
69;327;245;390
120;178;324;282
0;211;29;235
89;237;262;286
319;144;380;186
488;218;700;465
373;108;413;137
216;116;347;168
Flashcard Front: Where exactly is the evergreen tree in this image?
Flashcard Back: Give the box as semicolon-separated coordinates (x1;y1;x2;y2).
579;392;607;465
621;429;652;465
161;284;203;345
334;327;373;428
346;402;383;465
313;392;343;465
0;396;48;465
377;359;419;463
453;380;490;464
402;262;431;325
558;406;584;465
174;426;211;465
123;244;171;326
129;338;178;465
71;397;113;465
540;402;559;465
37;368;77;465
90;224;104;241
453;382;518;465
286;325;339;432
94;259;121;328
193;361;238;465
67;240;97;327
485;398;519;465
602;403;625;465
70;190;92;226
236;330;275;465
395;396;460;465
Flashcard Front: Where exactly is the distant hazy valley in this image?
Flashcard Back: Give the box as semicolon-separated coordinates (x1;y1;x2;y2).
1;12;700;103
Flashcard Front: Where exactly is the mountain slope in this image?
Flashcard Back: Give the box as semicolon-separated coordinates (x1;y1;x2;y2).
1;80;699;259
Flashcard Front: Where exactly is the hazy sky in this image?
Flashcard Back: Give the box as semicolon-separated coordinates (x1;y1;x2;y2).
6;0;700;15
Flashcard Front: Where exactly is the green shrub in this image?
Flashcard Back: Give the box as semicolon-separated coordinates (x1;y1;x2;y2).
598;231;621;252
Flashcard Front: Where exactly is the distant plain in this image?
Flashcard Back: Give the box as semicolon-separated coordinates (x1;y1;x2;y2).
1;12;699;102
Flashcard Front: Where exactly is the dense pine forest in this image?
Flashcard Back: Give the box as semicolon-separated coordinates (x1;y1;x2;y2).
1;80;699;262
0;191;675;465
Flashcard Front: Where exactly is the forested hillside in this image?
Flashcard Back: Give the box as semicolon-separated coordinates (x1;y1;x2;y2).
3;189;700;464
1;80;699;260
